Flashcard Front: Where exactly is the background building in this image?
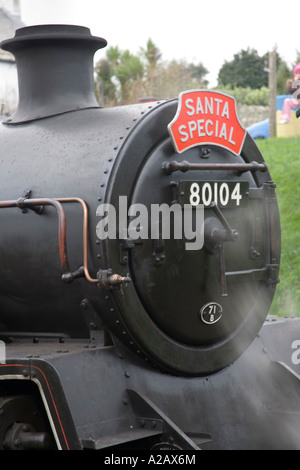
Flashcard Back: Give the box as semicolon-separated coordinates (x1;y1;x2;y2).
0;0;23;115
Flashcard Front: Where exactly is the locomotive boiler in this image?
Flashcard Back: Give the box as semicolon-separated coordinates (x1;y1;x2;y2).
0;24;300;451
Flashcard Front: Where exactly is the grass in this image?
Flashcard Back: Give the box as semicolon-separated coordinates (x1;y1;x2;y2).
256;137;300;317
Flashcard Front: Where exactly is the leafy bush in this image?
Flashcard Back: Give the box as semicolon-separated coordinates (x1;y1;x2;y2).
215;86;269;106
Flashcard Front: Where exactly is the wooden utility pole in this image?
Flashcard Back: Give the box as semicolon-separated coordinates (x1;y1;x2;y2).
268;49;277;138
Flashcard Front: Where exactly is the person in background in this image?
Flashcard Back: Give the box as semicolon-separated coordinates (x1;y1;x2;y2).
279;62;300;124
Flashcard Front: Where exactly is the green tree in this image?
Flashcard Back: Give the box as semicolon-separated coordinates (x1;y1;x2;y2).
139;38;162;97
95;40;209;106
95;46;122;104
116;50;144;101
140;38;162;69
187;63;209;85
276;59;292;94
95;57;117;104
218;48;268;89
96;45;145;104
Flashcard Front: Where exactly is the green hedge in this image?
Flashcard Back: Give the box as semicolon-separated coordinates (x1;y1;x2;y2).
214;86;269;106
256;137;300;317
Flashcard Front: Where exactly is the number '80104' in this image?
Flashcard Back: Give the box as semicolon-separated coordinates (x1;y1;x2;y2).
189;182;243;207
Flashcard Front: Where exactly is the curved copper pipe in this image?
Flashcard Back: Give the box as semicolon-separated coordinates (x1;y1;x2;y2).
22;198;70;275
55;197;98;283
0;196;98;284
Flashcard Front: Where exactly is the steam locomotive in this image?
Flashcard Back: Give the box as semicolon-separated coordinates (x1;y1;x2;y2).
0;24;300;451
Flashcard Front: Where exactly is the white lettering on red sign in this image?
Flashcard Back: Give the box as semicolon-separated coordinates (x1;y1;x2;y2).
168;90;246;156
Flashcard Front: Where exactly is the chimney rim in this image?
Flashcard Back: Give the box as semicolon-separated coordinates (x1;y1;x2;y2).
0;24;107;52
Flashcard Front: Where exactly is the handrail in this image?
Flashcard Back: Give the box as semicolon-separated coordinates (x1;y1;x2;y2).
163;160;268;174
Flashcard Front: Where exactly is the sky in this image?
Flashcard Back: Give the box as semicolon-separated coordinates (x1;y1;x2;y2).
16;0;300;87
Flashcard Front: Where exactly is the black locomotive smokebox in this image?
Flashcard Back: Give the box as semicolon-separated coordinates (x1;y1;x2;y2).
0;24;281;377
0;24;107;123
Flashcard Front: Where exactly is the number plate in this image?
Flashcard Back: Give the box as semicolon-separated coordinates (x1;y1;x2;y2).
179;181;249;208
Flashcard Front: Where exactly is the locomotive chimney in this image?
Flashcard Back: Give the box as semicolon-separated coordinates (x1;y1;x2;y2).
0;24;107;124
